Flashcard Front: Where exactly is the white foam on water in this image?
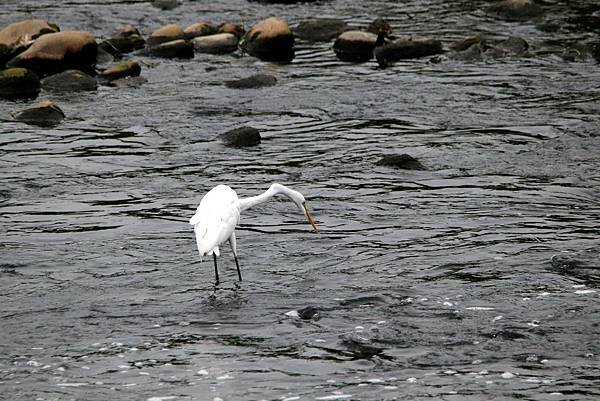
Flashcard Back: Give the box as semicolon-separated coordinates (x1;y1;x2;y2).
140;372;149;376
124;383;137;387
384;385;398;390
367;378;383;383
493;315;503;321
572;284;586;288
282;397;300;401
27;360;41;367
315;395;353;400
197;369;209;375
377;320;386;325
56;382;88;387
443;302;453;307
466;307;494;311
216;374;233;380
354;326;364;331
501;372;515;379
407;377;417;383
574;289;596;294
284;310;299;318
147;397;176;401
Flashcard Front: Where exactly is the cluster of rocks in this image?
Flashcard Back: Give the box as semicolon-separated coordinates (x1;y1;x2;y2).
0;0;596;155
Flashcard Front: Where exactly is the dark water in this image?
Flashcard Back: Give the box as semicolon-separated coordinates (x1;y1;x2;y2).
1;1;600;400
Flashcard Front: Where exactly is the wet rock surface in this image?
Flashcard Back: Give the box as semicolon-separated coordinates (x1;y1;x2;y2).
240;17;295;62
14;100;64;126
294;18;349;42
225;73;277;89
0;67;40;99
333;30;378;62
191;33;238;54
41;69;97;92
219;126;262;147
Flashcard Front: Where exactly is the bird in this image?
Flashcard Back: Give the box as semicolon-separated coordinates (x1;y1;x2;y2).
189;183;317;284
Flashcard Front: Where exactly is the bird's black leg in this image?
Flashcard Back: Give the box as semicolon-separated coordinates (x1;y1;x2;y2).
234;255;242;281
213;253;220;285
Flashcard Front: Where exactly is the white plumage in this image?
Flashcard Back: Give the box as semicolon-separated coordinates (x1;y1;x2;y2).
189;183;317;284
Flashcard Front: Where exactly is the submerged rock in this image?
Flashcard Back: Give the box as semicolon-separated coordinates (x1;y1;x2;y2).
140;39;193;59
333;30;378;62
184;21;217;40
487;0;544;21
376;154;426;170
191;33;238;54
225;74;277;89
487;36;529;57
147;24;184;47
152;0;179;10
240;17;295;62
14;100;64;127
294;18;349;42
7;31;97;76
0;67;40;99
41;69;97;92
375;36;443;67
220;127;261;147
100;60;141;81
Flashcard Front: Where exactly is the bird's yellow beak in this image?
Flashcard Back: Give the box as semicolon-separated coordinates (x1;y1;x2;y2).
303;202;317;233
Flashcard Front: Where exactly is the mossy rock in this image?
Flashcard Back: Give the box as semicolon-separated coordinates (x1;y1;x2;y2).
0;67;40;99
219;127;261;147
41;69;97;92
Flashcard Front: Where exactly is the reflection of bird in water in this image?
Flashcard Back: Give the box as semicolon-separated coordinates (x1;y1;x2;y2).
189;183;318;284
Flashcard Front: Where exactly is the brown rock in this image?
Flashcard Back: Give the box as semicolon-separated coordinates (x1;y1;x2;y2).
41;69;97;92
0;67;40;99
218;23;245;38
0;19;59;49
192;33;238;54
7;31;97;76
184;22;217;40
240;17;294;62
375;36;443;67
147;24;184;47
14;100;65;127
101;60;141;81
333;30;378;62
139;39;193;59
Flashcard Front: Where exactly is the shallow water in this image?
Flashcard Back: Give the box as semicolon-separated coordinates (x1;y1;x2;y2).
1;1;599;400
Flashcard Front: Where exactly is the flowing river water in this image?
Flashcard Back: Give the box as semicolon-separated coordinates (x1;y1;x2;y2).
1;1;599;400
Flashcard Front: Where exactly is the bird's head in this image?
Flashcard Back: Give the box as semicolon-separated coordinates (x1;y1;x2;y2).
270;183;317;233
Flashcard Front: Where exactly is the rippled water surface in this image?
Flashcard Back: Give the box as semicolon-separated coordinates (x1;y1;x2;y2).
1;1;600;400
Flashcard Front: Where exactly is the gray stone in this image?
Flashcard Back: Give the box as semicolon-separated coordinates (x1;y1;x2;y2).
376;154;426;170
220;127;261;147
14;100;64;127
225;74;277;89
0;67;40;99
41;69;97;92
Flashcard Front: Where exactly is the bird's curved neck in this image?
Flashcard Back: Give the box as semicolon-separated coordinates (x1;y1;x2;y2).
238;184;297;212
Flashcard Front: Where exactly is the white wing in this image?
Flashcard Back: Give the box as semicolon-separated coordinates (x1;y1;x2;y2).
190;185;240;257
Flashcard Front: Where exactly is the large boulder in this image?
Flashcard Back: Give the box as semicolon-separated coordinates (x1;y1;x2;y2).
14;100;65;127
191;33;238;54
7;31;97;76
294;18;349;42
375;36;443;67
41;69;97;92
147;24;184;47
139;39;193;59
0;19;60;66
219;127;261;147
184;21;217;40
0;67;40;99
240;17;295;62
333;30;378;62
487;0;544;21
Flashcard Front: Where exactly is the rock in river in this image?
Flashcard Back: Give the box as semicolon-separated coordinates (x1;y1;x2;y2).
375;36;443;67
7;31;97;76
240;17;295;62
0;67;40;99
192;33;238;54
184;21;217;40
220;127;261;147
147;24;185;47
224;73;277;89
294;18;349;42
376;154;426;170
99;25;145;56
333;30;378;62
139;39;193;59
41;69;97;92
487;0;544;21
14;100;65;127
0;19;59;66
100;60;141;81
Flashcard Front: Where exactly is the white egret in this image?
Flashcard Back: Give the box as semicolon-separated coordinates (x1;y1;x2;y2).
189;183;317;284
